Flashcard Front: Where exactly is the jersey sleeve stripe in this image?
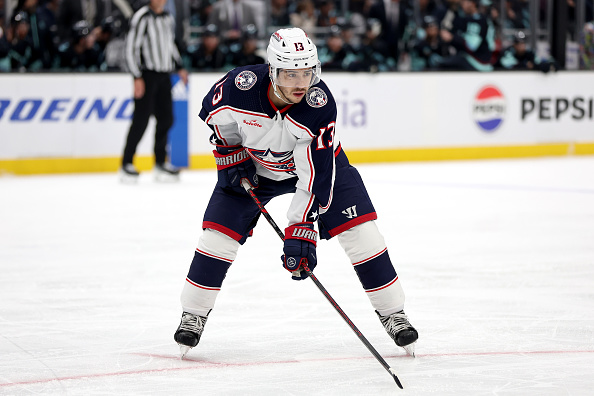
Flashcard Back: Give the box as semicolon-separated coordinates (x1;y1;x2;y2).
334;143;342;157
206;105;268;124
301;193;316;223
214;125;228;145
319;187;333;211
306;145;315;192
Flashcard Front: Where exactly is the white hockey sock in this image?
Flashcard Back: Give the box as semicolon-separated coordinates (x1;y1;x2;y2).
337;221;406;315
180;229;240;316
368;279;405;316
180;281;218;317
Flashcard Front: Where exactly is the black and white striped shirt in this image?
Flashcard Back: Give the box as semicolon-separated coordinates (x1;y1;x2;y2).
125;6;182;78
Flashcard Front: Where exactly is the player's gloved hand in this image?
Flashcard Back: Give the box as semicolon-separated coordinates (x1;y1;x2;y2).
213;145;258;194
281;222;317;281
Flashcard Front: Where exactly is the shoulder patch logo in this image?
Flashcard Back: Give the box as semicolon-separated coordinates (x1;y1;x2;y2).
235;71;257;91
306;87;328;108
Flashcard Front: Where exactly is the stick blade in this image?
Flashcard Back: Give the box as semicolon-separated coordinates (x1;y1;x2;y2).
389;368;403;389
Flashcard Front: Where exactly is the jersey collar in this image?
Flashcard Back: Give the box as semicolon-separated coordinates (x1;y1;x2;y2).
266;82;293;116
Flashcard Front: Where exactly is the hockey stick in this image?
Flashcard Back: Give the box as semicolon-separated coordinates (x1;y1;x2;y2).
240;179;404;389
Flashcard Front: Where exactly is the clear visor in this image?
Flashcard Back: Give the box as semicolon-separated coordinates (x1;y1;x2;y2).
272;66;320;88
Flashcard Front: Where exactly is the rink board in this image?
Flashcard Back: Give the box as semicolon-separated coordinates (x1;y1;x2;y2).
1;71;593;175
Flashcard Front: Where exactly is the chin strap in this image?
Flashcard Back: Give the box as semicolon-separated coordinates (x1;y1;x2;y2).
271;82;294;105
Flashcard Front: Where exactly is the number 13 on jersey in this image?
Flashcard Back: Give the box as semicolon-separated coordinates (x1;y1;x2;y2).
316;122;335;150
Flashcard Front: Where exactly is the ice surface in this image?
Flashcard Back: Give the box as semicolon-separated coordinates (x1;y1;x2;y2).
1;157;594;395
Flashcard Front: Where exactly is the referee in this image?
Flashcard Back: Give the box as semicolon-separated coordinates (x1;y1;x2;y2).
120;0;188;182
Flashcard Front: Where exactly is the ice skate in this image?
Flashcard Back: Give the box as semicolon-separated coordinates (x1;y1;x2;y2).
174;311;208;358
154;162;180;182
119;163;140;184
377;310;418;357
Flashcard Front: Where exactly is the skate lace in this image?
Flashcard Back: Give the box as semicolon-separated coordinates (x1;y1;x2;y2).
179;312;206;333
380;311;411;336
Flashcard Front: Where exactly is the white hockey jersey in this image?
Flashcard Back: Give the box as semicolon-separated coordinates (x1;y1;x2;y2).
199;64;339;225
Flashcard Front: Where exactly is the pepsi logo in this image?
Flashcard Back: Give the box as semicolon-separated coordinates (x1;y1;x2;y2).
472;85;506;132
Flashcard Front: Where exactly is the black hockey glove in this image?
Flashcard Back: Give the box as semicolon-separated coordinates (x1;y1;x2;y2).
213;145;258;195
281;223;317;281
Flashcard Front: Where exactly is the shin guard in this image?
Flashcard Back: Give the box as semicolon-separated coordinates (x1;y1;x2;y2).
180;229;240;316
337;221;405;315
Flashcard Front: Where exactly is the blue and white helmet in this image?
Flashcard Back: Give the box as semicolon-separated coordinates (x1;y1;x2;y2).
267;28;321;88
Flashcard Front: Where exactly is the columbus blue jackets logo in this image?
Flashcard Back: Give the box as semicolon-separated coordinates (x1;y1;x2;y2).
235;71;257;91
306;87;328;108
247;148;296;175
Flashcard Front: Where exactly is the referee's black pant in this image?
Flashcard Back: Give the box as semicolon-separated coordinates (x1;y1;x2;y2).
122;71;174;166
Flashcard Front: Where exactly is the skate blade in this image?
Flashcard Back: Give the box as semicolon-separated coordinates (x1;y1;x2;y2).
179;345;192;359
119;173;139;184
402;342;416;357
154;172;180;183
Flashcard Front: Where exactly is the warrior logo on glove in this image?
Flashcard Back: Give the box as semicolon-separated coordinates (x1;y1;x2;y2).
282;223;317;280
286;257;299;270
213;145;259;194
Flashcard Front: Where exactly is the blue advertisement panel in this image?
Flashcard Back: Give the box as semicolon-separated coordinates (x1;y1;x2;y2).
169;74;188;167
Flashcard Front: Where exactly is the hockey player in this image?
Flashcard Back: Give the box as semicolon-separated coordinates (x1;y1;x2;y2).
174;27;418;357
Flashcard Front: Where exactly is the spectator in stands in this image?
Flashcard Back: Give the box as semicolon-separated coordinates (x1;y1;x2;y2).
93;16;114;53
579;21;594;69
98;14;129;72
349;0;366;15
189;23;229;70
316;0;338;28
11;0;58;69
0;20;11;71
438;0;495;71
57;0;106;43
373;0;411;66
39;0;61;54
317;24;358;70
289;0;317;37
418;0;439;21
336;17;363;49
495;30;557;72
411;15;450;70
91;16;118;69
165;0;191;53
207;0;265;43
5;12;36;71
189;0;216;30
55;20;103;71
504;0;530;29
0;0;5;28
435;0;464;31
270;0;292;27
350;17;396;71
228;23;265;67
